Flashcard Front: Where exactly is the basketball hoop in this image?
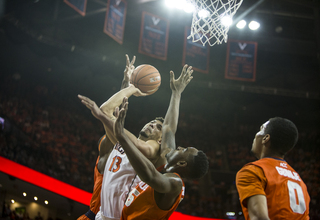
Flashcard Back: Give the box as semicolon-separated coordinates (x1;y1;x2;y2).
187;0;243;46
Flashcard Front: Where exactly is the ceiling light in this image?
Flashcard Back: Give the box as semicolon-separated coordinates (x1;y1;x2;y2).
165;0;174;8
221;16;233;27
198;9;210;19
236;20;246;29
44;200;49;205
248;21;260;30
23;192;27;197
34;196;38;201
175;0;186;10
183;2;195;13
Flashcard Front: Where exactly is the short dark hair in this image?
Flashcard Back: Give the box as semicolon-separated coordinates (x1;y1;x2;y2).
155;117;164;123
188;150;209;179
265;117;298;155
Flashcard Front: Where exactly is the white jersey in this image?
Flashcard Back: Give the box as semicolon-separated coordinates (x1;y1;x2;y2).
99;142;140;220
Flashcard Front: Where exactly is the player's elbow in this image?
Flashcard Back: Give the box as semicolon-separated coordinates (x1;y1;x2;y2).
249;211;270;220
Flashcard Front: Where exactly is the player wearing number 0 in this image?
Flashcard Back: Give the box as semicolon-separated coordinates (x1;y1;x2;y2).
236;117;310;220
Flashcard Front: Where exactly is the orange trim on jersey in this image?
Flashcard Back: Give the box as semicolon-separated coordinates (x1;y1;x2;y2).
98;135;106;152
156;164;165;172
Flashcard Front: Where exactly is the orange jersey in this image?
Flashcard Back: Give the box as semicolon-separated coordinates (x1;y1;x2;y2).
78;136;105;220
120;174;185;220
236;157;310;220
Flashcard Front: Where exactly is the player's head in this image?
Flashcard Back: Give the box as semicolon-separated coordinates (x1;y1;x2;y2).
165;146;209;179
138;117;164;144
252;117;298;158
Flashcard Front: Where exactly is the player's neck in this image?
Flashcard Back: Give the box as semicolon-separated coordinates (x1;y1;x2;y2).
261;149;284;159
138;135;148;142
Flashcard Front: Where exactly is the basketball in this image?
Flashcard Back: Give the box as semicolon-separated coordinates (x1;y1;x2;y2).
130;64;161;95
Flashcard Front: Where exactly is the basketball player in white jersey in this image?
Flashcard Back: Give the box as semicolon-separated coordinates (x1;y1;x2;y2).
82;64;208;220
78;54;148;220
79;56;166;220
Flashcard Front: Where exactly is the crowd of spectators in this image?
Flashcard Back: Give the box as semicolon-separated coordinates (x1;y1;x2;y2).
0;75;103;191
0;75;319;219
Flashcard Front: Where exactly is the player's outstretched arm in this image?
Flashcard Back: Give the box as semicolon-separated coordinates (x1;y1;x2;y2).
161;65;193;152
99;54;137;144
79;94;160;160
121;54;136;90
100;54;145;117
114;97;183;194
100;85;146;118
78;94;118;144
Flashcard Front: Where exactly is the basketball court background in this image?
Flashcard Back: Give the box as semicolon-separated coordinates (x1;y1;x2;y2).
0;0;319;219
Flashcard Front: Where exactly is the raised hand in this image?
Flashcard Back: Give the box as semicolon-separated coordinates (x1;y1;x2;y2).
123;54;136;83
114;97;129;139
78;94;105;120
170;64;193;94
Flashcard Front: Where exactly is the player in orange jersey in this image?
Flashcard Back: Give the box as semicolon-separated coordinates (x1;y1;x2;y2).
236;117;310;220
77;54;137;220
111;67;209;220
77;135;108;220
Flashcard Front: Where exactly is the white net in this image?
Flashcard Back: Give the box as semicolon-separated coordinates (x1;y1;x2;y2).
187;0;243;46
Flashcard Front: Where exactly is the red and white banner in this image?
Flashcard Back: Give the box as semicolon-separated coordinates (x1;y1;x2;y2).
104;0;127;44
182;26;210;74
139;11;170;60
225;40;258;82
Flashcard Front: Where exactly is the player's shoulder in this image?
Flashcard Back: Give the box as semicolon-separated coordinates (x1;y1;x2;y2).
237;163;264;178
145;139;161;152
164;173;183;184
163;173;184;194
145;139;160;146
164;172;182;179
238;162;259;172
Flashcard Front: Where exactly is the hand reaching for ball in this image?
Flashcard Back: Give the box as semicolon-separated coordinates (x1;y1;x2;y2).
170;64;193;94
124;54;136;82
